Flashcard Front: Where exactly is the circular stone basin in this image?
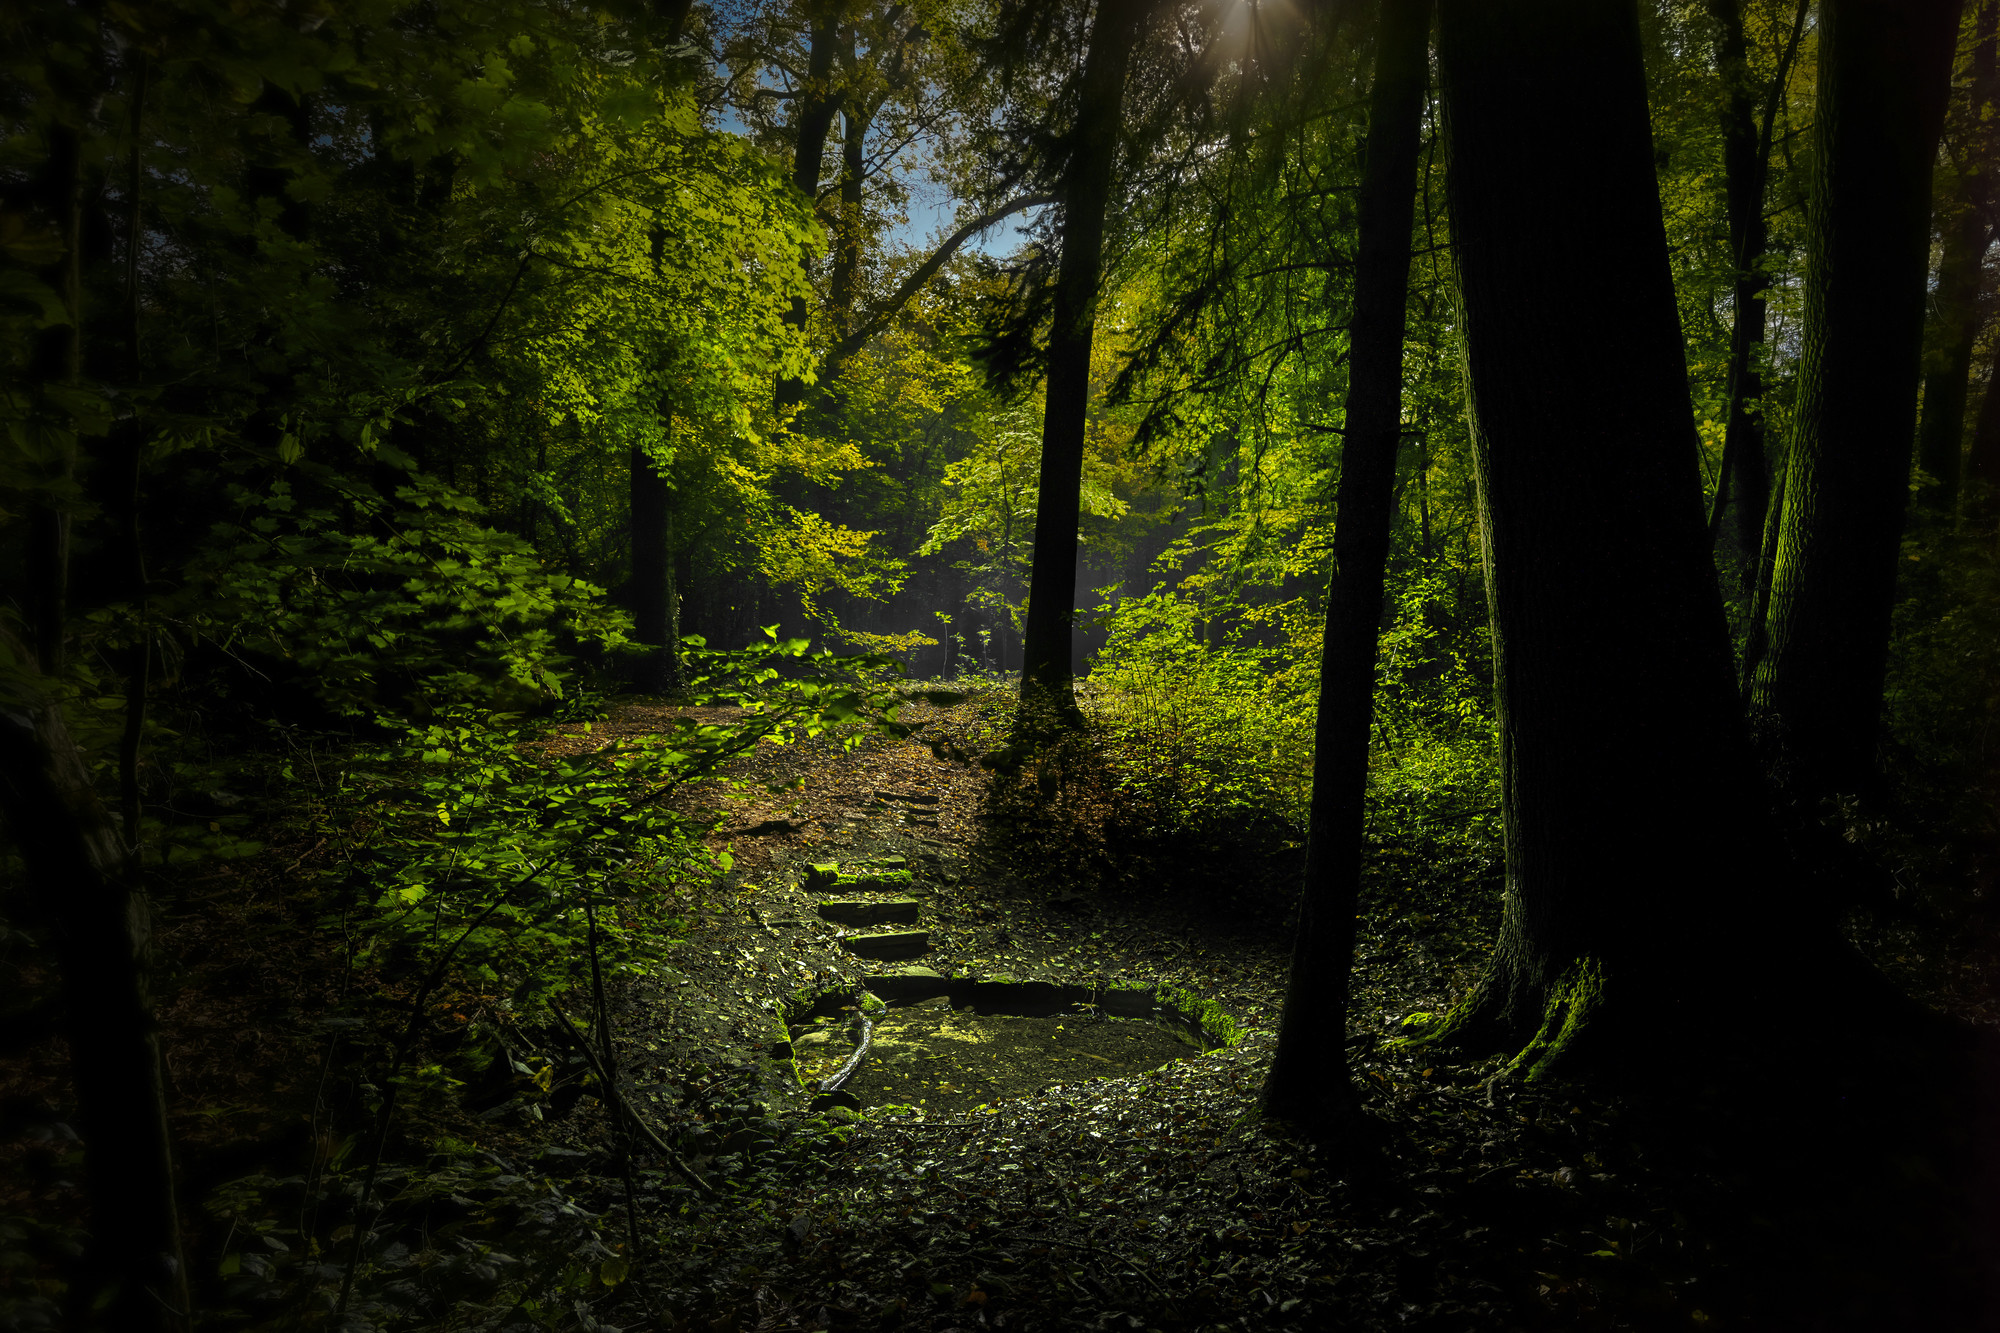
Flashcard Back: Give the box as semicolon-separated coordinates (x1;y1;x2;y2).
783;979;1239;1117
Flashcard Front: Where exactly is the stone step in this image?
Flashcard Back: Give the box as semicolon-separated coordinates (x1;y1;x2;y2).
804;860;916;893
840;929;930;961
818;897;921;927
864;965;950;1001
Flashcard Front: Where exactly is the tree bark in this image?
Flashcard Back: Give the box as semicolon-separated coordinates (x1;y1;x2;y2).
0;636;188;1332
1420;0;1775;1076
1262;0;1430;1127
828;102;871;336
1750;0;1964;800
1915;0;1997;514
1017;0;1145;717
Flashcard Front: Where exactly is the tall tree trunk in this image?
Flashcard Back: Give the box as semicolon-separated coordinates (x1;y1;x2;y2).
1704;0;1806;595
1968;335;2000;508
1738;455;1787;693
627;0;696;693
1418;0;1775;1076
28;117;81;676
1017;0;1145;717
0;685;190;1332
775;2;846;418
1750;0;1963;800
1915;0;1997;514
14;51;188;1329
1918;208;1994;513
109;53;150;849
629;439;687;697
829;100;871;338
1262;0;1430;1126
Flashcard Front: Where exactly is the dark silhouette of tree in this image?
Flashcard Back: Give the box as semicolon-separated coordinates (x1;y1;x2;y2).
1915;0;1997;515
1016;0;1150;717
1412;0;1778;1075
1702;0;1807;593
1262;0;1431;1127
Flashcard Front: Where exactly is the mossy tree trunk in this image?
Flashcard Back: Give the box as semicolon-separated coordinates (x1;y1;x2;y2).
1017;0;1146;720
1418;0;1779;1078
1750;0;1963;800
1262;0;1431;1126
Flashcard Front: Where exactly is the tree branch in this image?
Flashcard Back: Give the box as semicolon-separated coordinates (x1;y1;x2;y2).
818;193;1055;379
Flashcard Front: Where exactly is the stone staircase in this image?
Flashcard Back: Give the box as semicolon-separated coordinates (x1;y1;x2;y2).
807;856;941;980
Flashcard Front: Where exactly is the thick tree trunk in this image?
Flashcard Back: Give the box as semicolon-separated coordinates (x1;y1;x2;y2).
1750;0;1963;799
0;638;188;1331
1703;0;1805;595
1262;0;1430;1126
1419;0;1775;1077
1915;0;1997;514
1017;0;1145;717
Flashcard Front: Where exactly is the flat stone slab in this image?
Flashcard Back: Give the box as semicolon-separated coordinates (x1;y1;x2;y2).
818;897;921;927
864;965;952;1001
841;929;930;961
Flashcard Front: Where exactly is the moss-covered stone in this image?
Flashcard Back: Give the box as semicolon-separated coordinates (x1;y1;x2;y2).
758;1005;808;1089
817;897;921;926
1152;982;1246;1051
837;870;915;892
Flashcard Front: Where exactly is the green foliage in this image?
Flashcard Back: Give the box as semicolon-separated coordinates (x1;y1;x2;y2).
181;454;631;719
1086;552;1498;874
324;632;905;1036
1087;588;1318;837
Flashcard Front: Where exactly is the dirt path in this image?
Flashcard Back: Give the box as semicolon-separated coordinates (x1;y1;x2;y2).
531;696;1584;1331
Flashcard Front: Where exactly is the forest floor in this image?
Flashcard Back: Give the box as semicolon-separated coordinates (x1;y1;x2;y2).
3;687;1997;1332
